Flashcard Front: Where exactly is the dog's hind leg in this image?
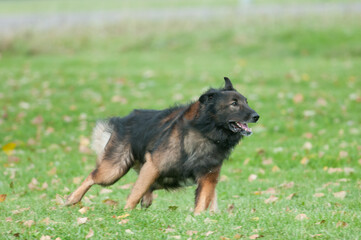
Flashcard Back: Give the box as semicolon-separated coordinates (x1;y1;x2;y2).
124;153;159;209
65;159;132;206
194;166;220;214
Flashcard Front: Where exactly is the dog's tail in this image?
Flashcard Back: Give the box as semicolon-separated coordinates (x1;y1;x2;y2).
91;120;113;164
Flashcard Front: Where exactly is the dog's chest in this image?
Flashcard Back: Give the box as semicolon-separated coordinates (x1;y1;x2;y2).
184;131;216;158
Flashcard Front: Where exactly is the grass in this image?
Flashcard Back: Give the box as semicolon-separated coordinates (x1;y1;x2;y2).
0;0;359;14
0;13;361;239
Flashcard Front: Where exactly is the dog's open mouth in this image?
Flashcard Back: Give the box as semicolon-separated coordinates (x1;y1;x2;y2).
229;121;252;136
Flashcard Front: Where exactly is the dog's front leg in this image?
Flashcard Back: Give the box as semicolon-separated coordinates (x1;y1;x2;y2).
124;153;159;209
194;166;220;214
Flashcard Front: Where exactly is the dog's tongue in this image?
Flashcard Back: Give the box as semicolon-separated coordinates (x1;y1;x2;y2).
236;122;252;135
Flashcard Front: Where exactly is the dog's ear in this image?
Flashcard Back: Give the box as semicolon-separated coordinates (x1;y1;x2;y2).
199;93;215;104
224;77;234;90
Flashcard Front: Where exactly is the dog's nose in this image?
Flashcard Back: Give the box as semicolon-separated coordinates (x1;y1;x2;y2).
251;113;260;122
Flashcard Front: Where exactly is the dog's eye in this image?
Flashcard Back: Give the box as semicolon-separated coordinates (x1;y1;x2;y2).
231;101;238;106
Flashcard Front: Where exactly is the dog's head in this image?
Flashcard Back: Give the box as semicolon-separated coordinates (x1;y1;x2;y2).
199;77;259;136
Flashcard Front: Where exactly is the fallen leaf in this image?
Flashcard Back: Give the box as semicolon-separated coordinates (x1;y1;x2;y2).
12;207;30;214
264;195;278;204
295;214;308;221
311;234;323;238
77;217;88;225
164;226;175;233
31;116;44;125
293;93;304;104
171;236;181;239
303;132;313;139
2;142;16;156
234;234;243;239
28;178;39;190
73;177;83;184
313;193;325;198
55;194;65;205
116;213;130;219
336;221;348;228
262;158;273;165
220;175;229;182
119;219;129;224
339;151;348;159
102;199;118;206
119;183;133;189
186;230;197;236
249;234;264;239
40;236;51;240
286;193;296;200
248;174;257;182
23;220;35;227
85;228;94;239
272;166;280;172
205;231;214;236
79;207;89;214
227;203;235;213
280;182;294;189
99;188;113;194
315;220;325;225
47;167;57;176
333;191;347;199
303;142;312;150
6;217;12;222
301;157;309;165
125;229;134;234
0;194;7;202
41;217;51;225
328;168;343;174
41;182;48;190
344;167;354;174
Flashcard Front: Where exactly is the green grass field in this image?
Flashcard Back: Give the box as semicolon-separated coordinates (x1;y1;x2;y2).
0;11;361;240
0;0;358;14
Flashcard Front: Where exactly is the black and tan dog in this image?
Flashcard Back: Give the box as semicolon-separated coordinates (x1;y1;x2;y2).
66;77;259;214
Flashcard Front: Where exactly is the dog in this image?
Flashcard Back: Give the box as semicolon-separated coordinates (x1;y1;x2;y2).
66;77;259;214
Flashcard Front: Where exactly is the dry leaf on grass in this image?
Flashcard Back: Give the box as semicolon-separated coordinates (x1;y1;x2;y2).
205;231;214;236
286;193;296;200
77;217;88;225
12;207;30;214
249;234;264;239
336;221;348;228
280;182;294;189
118;183;133;189
164;226;176;233
125;229;134;234
40;236;51;240
0;194;6;202
186;230;197;236
102;199;118;206
295;214;308;221
2;142;16;156
23;220;35;227
333;191;347;199
313;193;325;198
85;228;94;239
118;219;129;224
79;207;89;214
264;195;278;204
315;220;325;225
99;188;113;194
116;213;130;219
248;174;257;182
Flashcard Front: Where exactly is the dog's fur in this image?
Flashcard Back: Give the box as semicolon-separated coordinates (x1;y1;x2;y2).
66;77;259;213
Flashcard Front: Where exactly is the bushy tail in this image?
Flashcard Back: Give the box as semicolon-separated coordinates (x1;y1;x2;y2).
91;120;112;164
